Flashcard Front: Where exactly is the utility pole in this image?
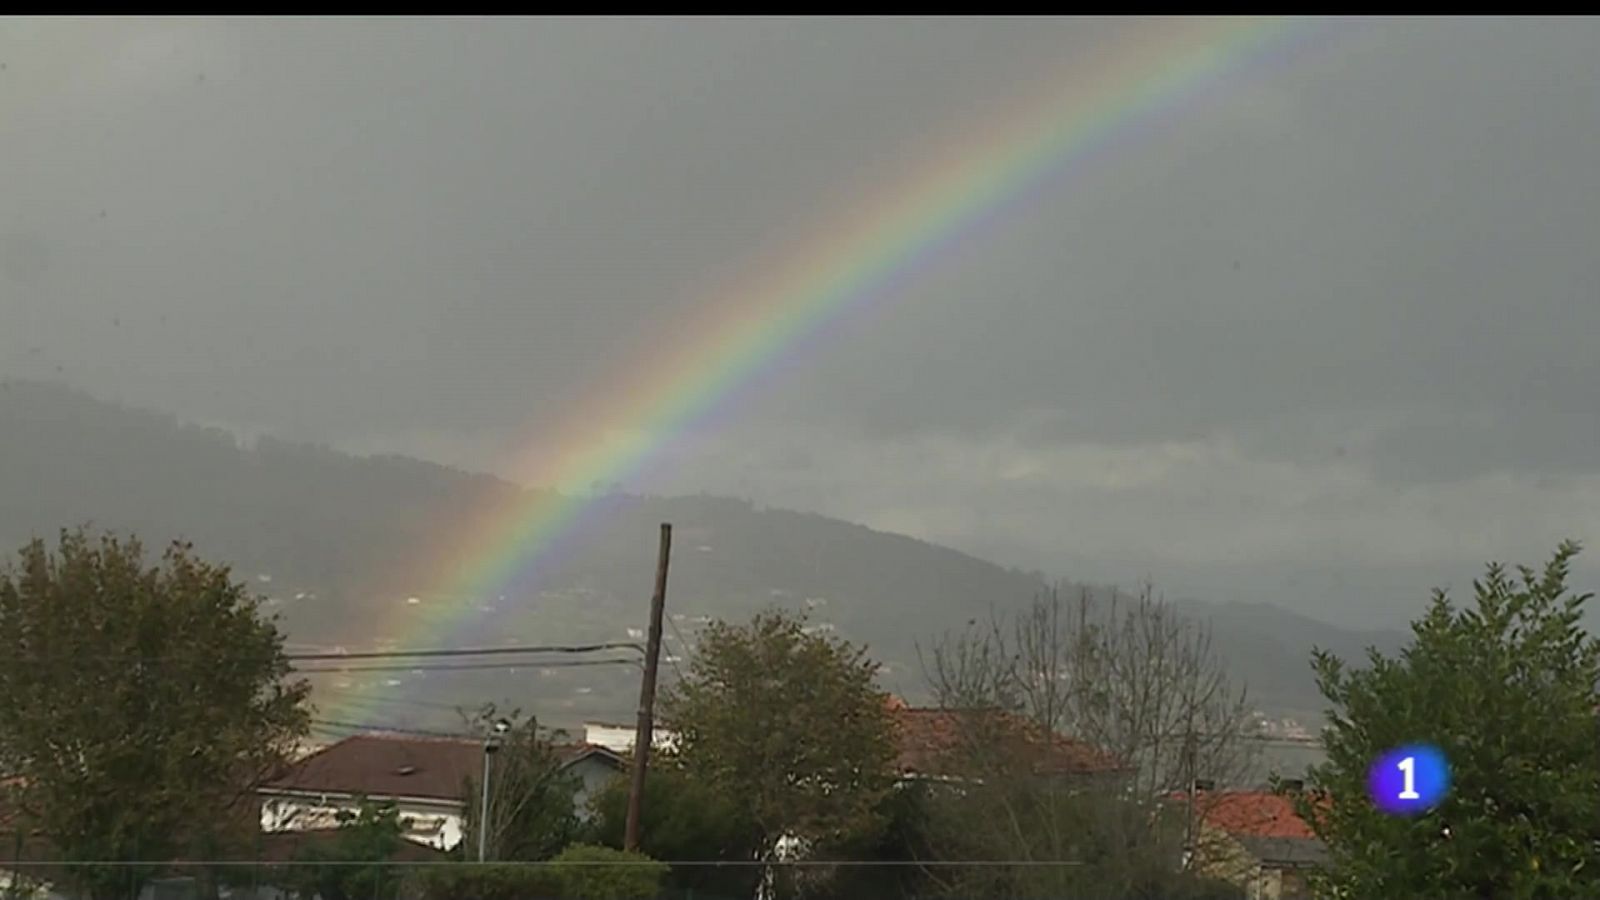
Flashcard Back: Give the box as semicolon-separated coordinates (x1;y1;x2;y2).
478;718;509;863
478;746;493;863
624;522;671;852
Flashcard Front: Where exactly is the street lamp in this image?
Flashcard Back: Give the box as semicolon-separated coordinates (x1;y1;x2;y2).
478;718;511;862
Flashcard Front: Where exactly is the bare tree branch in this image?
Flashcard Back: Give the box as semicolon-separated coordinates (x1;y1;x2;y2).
914;582;1258;897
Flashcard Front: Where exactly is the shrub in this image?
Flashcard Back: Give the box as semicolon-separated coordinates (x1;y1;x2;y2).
551;844;669;900
415;862;562;900
413;846;666;900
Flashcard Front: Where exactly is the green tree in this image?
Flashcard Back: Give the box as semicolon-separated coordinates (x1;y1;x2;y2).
797;780;940;900
415;864;561;900
0;529;311;900
549;844;668;900
415;846;667;900
662;609;898;877
1296;541;1600;898
280;799;408;900
458;706;580;862
585;763;761;897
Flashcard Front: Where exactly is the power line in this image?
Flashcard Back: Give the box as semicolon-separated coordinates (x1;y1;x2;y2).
293;658;641;675
286;641;644;662
0;641;645;665
324;693;636;727
663;616;695;681
315;694;489;712
309;718;471;740
321;696;474;724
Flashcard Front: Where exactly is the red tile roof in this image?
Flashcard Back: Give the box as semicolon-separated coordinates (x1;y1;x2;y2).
888;706;1126;777
1185;791;1318;839
263;734;622;804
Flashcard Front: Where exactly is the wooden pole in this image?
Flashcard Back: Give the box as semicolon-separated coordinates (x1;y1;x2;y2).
624;522;671;852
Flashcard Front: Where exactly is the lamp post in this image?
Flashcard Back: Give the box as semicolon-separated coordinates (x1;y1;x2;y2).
478;718;510;862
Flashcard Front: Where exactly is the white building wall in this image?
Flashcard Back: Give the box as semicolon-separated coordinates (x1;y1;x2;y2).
260;795;465;852
568;755;625;819
582;722;680;754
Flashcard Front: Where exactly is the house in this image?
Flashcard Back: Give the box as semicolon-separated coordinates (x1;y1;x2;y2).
885;698;1130;783
258;733;625;852
1172;788;1328;900
581;720;680;755
0;771;455;900
248;827;453;864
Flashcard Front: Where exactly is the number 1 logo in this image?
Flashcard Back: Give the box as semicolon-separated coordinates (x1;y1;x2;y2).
1369;744;1448;815
1397;755;1419;800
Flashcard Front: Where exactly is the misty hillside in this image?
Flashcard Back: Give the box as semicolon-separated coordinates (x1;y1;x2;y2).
1167;598;1407;713
0;380;1405;730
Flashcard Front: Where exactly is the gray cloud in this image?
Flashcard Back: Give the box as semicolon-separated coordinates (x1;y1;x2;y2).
622;422;1600;628
3;18;1599;624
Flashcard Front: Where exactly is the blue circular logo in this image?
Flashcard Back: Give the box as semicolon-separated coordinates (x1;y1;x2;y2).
1368;743;1449;815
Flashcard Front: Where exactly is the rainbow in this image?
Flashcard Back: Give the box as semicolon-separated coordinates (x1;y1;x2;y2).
325;17;1338;724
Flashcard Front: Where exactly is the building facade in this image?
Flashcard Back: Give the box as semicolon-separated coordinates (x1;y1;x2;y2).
258;733;623;852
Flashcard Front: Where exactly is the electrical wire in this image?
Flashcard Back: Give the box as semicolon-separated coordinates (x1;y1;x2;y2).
663;616;695;680
293;658;641;675
286;641;643;661
308;718;471;739
0;641;645;664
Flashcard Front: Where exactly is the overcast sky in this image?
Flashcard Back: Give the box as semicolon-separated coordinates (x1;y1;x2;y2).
4;17;1599;628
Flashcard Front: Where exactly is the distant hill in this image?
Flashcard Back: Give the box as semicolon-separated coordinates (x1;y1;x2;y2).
0;379;1406;734
1168;597;1408;718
